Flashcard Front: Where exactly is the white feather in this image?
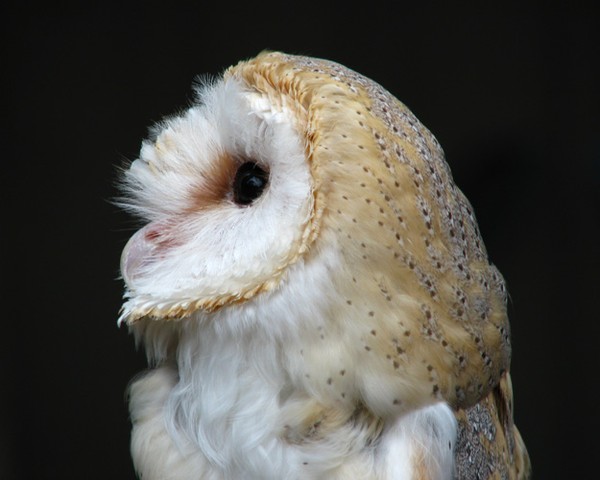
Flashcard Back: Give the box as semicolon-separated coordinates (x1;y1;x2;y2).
376;403;457;480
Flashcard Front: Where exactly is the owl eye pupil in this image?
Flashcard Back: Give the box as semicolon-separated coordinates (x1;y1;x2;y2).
233;162;269;205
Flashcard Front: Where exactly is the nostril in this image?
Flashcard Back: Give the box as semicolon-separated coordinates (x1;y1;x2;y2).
145;227;162;242
144;224;181;250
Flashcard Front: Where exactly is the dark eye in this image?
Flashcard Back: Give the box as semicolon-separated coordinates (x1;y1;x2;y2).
233;162;269;206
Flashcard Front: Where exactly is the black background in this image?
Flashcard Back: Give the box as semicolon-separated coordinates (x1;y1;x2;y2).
3;3;598;479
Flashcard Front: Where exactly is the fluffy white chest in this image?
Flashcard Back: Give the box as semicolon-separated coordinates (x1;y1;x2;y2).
128;321;457;480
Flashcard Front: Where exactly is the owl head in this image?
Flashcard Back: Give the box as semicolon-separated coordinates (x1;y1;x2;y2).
119;51;510;411
119;70;315;319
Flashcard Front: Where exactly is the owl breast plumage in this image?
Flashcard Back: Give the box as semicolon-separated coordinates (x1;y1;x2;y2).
119;52;530;479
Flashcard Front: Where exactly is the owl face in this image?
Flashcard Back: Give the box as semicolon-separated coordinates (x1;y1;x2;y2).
120;78;315;321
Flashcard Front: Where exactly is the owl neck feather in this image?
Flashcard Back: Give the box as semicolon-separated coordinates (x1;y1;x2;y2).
128;246;457;479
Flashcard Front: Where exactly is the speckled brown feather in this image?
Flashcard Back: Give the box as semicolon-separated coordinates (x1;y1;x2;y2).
227;51;530;479
455;374;530;479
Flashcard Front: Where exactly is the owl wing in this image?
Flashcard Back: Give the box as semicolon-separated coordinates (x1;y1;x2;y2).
454;372;530;479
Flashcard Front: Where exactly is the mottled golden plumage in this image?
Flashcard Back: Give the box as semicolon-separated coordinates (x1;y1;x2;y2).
227;52;529;477
121;52;530;479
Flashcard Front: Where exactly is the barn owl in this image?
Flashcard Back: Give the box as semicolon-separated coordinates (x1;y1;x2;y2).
118;51;530;480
